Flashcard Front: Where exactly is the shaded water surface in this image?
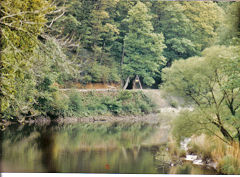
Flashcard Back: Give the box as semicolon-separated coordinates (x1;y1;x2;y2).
1;122;217;174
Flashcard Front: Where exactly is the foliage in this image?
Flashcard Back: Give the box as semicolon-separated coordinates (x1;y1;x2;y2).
1;36;75;119
217;2;240;45
122;1;166;86
183;135;240;174
53;90;156;118
163;46;240;143
49;0;120;84
81;62;120;84
212;139;240;174
0;0;52;114
1;0;239;123
152;1;223;65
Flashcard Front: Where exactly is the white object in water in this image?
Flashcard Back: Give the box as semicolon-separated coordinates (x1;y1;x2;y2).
193;159;203;165
185;154;198;161
208;162;217;169
180;138;191;151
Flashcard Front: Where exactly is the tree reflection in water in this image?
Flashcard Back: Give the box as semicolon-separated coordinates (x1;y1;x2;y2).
38;127;57;172
0;122;218;174
0;129;3;176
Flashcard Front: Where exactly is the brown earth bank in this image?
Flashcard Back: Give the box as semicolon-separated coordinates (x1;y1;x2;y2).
59;82;121;89
55;113;163;125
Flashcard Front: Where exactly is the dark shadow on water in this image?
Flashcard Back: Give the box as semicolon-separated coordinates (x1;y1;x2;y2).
38;126;58;173
0;129;2;177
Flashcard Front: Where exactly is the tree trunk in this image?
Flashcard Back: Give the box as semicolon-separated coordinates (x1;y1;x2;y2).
123;76;130;90
121;40;125;67
120;40;125;88
99;41;105;64
0;25;4;114
0;130;2;173
237;128;240;142
220;126;234;142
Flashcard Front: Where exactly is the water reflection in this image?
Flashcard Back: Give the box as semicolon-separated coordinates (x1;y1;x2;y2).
0;122;217;174
38;127;57;172
0;129;3;175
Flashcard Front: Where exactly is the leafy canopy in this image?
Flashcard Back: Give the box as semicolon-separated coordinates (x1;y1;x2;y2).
122;1;166;86
162;46;240;143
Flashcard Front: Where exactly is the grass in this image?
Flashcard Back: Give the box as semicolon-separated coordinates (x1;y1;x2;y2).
168;133;240;174
213;141;240;175
167;136;183;161
188;135;213;161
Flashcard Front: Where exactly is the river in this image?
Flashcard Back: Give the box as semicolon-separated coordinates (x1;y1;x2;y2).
0;121;217;174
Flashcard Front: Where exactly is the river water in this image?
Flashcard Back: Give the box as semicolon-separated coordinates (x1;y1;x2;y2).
0;122;217;174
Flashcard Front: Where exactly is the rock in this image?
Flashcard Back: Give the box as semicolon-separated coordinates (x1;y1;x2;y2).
180;137;191;151
185;155;198;161
193;159;203;165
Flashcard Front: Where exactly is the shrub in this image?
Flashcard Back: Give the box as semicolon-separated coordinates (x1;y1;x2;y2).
214;142;240;175
183;135;240;175
169;100;178;108
188;135;214;161
42;91;69;118
138;102;152;114
179;149;187;158
219;156;240;175
81;63;120;83
117;91;133;101
35;90;156;118
68;91;84;115
122;104;141;115
103;98;123;115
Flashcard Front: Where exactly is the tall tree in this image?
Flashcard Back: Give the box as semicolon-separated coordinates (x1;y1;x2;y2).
0;0;51;115
217;2;240;45
162;46;240;143
49;0;120;84
152;1;223;66
122;1;165;87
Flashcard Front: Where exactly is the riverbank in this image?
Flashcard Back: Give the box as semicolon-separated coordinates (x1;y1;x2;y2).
0;113;162;127
0;110;176;130
0;90;158;128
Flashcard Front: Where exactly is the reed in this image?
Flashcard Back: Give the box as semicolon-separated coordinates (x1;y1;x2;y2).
188;135;240;174
213;141;240;174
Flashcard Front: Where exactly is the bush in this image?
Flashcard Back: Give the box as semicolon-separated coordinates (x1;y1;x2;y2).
68;91;84;115
102;98;123;115
37;91;69;119
169;100;178;108
187;135;214;161
122;104;141;115
214;142;240;175
219;156;240;175
33;90;156;118
117;91;133;101
81;62;120;83
48;92;69;118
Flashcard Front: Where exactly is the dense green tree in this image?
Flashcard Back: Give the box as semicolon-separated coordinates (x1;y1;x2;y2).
122;1;166;87
49;0;120;84
217;2;240;45
162;46;240;143
152;1;223;66
108;0;135;63
0;0;51;116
